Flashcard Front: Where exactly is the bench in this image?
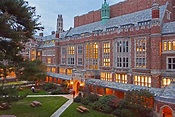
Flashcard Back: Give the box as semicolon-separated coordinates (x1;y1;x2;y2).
30;101;42;107
76;106;89;113
76;108;84;113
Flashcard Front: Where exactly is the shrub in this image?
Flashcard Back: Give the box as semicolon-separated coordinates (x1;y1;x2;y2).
51;87;62;95
81;97;89;105
74;96;82;103
92;101;113;113
87;93;99;102
121;109;136;117
112;109;121;117
43;83;55;91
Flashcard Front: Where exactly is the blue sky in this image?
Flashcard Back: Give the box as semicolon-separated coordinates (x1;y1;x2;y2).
27;0;123;36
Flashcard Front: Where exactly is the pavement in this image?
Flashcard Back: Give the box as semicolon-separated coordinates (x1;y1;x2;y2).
27;94;74;117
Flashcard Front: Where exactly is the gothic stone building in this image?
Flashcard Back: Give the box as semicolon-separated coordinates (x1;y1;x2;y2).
38;0;175;116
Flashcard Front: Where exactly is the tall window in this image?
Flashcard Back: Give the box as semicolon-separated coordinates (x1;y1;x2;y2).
68;58;74;65
135;38;146;68
47;58;51;64
61;58;65;64
103;42;110;67
68;46;74;54
101;72;112;82
115;40;130;68
134;75;151;87
78;58;82;65
51;68;56;73
67;69;72;75
85;42;98;69
115;74;127;84
77;45;83;65
61;48;66;54
167;57;175;70
78;45;83;54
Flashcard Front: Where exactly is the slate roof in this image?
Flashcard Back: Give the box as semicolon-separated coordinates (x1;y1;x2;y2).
60;4;167;38
162;22;175;34
47;72;71;80
86;79;161;95
155;82;175;104
86;79;175;104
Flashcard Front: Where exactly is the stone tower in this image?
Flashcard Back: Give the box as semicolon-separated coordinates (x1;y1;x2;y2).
57;14;63;33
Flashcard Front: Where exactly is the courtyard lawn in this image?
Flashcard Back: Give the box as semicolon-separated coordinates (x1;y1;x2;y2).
0;96;68;117
18;88;48;96
60;103;114;117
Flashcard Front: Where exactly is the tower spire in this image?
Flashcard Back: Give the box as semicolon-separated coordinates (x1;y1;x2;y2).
101;0;110;24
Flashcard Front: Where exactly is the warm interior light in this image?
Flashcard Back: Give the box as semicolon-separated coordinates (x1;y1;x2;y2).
70;81;73;85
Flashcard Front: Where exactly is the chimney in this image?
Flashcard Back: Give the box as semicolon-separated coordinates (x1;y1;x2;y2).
55;31;59;38
51;31;55;35
152;2;159;19
39;33;43;37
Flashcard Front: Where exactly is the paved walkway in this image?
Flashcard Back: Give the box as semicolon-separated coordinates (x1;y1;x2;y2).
27;94;74;117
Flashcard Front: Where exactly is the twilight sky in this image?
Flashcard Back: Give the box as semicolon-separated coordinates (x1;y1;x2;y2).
27;0;123;36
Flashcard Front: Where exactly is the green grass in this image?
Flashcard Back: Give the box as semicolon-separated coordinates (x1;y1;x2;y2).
60;103;114;117
18;88;48;96
0;81;27;86
0;96;68;117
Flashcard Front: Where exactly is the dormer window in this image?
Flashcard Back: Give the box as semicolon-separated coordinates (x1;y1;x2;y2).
166;10;171;20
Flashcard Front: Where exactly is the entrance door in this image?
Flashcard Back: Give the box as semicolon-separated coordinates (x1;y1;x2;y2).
76;82;80;94
162;106;172;117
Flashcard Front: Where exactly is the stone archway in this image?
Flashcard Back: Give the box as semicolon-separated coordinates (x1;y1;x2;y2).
161;105;173;117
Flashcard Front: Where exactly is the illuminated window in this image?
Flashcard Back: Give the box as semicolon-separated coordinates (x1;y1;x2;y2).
47;58;51;64
47;67;51;72
115;74;127;84
67;69;72;75
134;75;151;87
103;42;110;67
167;57;175;70
162;78;171;87
68;46;74;54
163;42;167;51
135;38;146;68
59;68;66;74
85;42;98;69
38;52;41;56
52;68;56;73
163;41;175;51
100;72;112;82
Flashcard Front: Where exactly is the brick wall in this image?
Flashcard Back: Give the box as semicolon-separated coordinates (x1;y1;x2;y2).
74;0;173;27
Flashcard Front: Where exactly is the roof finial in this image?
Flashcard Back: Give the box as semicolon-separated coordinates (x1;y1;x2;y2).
104;0;106;3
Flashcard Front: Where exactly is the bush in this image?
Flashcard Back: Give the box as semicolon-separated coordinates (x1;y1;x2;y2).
91;95;118;113
51;87;62;95
43;83;57;91
81;97;89;105
112;109;121;116
92;101;113;113
121;109;136;117
74;96;82;103
86;93;99;102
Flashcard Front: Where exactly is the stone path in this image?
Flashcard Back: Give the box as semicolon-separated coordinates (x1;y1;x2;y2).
27;94;74;117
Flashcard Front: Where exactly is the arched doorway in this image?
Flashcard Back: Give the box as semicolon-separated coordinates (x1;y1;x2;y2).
161;106;173;117
76;82;80;94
